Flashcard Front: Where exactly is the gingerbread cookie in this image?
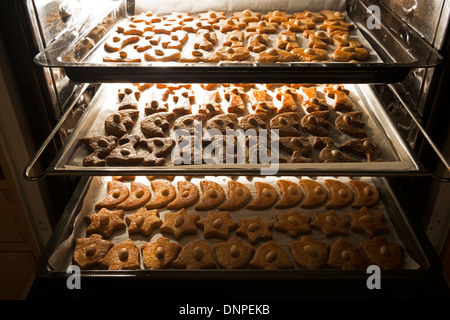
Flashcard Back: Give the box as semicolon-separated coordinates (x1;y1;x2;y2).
104;34;140;53
182;20;214;33
332;46;369;62
249;241;294;270
138;137;175;166
196;211;239;239
213;237;255;269
238;113;267;132
236;215;273;244
131;11;162;24
320;146;360;163
216;18;246;33
173;113;206;135
279;136;313;163
206;113;238;134
276;31;300;51
193;29;218;51
194;180;226;210
320;10;346;21
303;30;330;49
73;234;114;270
98;239;140;270
116;22;149;36
164;12;193;24
198;89;222;117
151;21;182;34
339;138;381;162
274;209;311;237
319;20;354;33
79;135;117;167
294;10;326;22
245;20;278;34
105;134;144;166
172;239;217;269
248;88;277;115
219;180;252;211
144;48;181;62
324;179;354;209
223;30;245;47
310;210;348;237
324;84;353;112
145;89;169;115
256;48;295;63
95;180;130;209
126;207;162;236
223;86;247;113
198;10;226;24
145;180;177;209
335;111;367;138
172;87;195;115
116;182;151;211
215;46;251;61
166;180;200;210
275;180;303;209
141;237;181;269
330;30;363;48
288;236;329;269
104;110;139;138
246;182;278;210
140;112;175;137
85;208;126;238
247;32;268;53
299;86;330;113
298;179;328;208
270;112;302;137
281;18;316;32
160;208;200;240
233;9;261;23
179;49;220;62
327;238;368;269
348;206;388;238
275;86;299;113
262;10;292;24
301;111;331;136
291;47;329;62
360;236;403;269
103;50;142;63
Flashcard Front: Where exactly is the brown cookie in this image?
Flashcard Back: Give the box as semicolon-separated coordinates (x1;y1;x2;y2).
299;86;330;113
303;30;330;49
166;180;200;210
275;180;303;209
98;239;140;270
301;111;330;136
310;210;348;237
223;86;247;113
278;136;312;163
95;180;130;209
262;10;293;24
172;87;195;115
79;135;117;167
319;20;354;33
245;20;278;34
216;18;246;33
318;145;361;163
125;207;163;236
327;238;369;270
324;85;353;112
198;89;222;117
172;239;217;269
193;29;218;50
85;208;126;238
219;180;252;211
223;30;245;47
182;20;214;33
141;237;182;269
246;182;278;210
270;112;302;137
281;18;316;32
140;112;175;137
198;10;226;24
145;89;169;115
332;46;369;62
73;234;114;270
131;11;162;24
288;236;329;269
233;9;261;23
196;211;239;239
194;180;226;210
173;113;206;135
138;137;176;166
248;88;278;115
330;30;363;48
213;237;255;269
275;86;299;113
339;138;381;162
291;47;329;62
105;134;144;166
144;48;181;62
116;182;152;211
348;180;379;209
145;180;177;209
118;86;141;110
249;241;294;270
335;111;367;138
238;113;267;132
215;46;251;61
104;110;139;138
320;10;346;21
360;236;403;269
274;209;311;237
348;206;388;238
294;10;326;23
205;113;238;134
151;21;182;34
256;48;295;63
247;32;268;53
180;49;220;62
298;179;328;208
160;208;200;239
236;215;273;244
276;31;300;51
324;179;354;209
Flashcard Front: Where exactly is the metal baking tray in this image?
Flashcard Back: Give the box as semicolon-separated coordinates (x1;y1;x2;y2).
33;0;443;84
44;83;422;177
34;175;435;280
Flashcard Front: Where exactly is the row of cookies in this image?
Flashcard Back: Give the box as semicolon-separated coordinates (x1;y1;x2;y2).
73;233;402;271
102;9;371;63
93;177;380;213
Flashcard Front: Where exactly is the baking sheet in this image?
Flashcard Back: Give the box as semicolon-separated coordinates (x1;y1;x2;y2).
48;83;420;176
48;175;420;271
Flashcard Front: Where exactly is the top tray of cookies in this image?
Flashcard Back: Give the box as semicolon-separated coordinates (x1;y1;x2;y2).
33;0;442;83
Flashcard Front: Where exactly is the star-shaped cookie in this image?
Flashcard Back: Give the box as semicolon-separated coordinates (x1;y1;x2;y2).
85;208;126;238
125;207;163;236
236;215;273;244
348;206;388;238
310;210;348;237
274;209;311;237
196;211;239;239
160;208;200;239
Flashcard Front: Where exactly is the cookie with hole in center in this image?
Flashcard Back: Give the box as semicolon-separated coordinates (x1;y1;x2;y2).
194;180;226;210
196;211;239;239
172;239;217;269
145;180;177;209
116;182;152;210
141;237;182;269
288;236;329;269
73;234;114;270
274;209;311;237
160;208;200;240
166;180;200;210
213;237;255;269
246;182;278;210
125;207;162;236
249;241;294;270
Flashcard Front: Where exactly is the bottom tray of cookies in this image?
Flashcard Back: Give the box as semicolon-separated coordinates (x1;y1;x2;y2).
49;175;420;273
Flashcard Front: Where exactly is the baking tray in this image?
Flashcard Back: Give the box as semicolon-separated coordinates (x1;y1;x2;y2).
35;175;433;279
33;0;443;84
45;83;422;177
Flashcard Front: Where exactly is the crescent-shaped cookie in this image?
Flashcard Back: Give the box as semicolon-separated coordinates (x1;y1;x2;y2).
116;182;152;210
95;180;130;209
218;180;252;211
246;182;278;210
324;179;354;209
348;180;379;209
275;179;303;209
194;180;226;210
298;179;328;208
166;180;200;210
145;180;177;209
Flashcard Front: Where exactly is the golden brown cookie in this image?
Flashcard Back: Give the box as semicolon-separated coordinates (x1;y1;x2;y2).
327;238;368;270
223;86;247;113
172;87;195;115
182;20;214;33
248;88;278;115
144;48;181;62
246;20;278;34
236;215;273;244
116;182;152;211
247;32;269;53
95;180;130;209
222;30;245;47
270;112;302;137
246;182;278;210
145;180;177;209
360;236;403;269
339;138;381;162
216;18;246;33
151;21;182;34
172;239;217;269
215;46;251;61
288;236;329;269
291;47;329;62
319;20;354;33
320;10;346;21
233;9;261;23
198;89;222;117
301;111;330;136
324;179;354;209
348;206;388;238
103;51;142;63
125;207;163;236
262;10;293;24
281;18;316;32
257;48;295;63
179;49;220;62
112;176;136;181
330;30;363;48
275;86;299;113
194;180;226;210
298;179;328;208
332;46;369;62
275;180;303;209
166;180;200;210
218;180;252;211
73;234;114;270
276;31;300;51
196;211;239;239
141;237;182;269
310;210;348;237
274;209;311;237
85;208;126;238
299;86;330;113
104;34;141;53
348;180;379;209
213;237;255;269
98;239;140;270
160;208;200;239
294;10;326;22
323;84;353;112
303;30;330;49
79;135;117;167
198;10;226;24
335;111;367;138
249;241;294;270
193;29;218;50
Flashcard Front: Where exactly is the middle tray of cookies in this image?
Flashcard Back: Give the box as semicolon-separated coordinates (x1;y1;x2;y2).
48;82;420;176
